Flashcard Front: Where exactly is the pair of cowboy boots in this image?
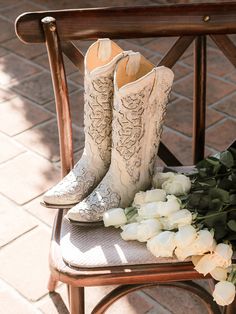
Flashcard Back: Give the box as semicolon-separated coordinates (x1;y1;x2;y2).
43;39;174;224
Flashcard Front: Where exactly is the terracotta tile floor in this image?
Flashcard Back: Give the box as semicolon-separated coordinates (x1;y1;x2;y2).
0;0;235;313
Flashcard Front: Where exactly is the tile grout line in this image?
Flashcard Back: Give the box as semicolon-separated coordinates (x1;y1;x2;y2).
0;277;43;314
0;225;39;251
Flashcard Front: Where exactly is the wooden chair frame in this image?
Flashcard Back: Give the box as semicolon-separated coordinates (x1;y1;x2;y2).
15;2;236;313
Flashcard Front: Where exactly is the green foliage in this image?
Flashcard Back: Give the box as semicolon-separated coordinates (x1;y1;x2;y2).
183;148;236;245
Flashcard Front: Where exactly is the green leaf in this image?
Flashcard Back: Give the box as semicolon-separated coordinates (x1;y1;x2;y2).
227;233;236;241
230;194;236;205
198;195;210;210
227;220;236;232
220;151;234;168
218;177;233;190
229;147;236;160
188;193;202;208
209;188;230;203
206;157;220;166
213;223;228;241
209;198;223;211
197;178;217;188
124;207;136;216
204;210;227;228
198;168;208;178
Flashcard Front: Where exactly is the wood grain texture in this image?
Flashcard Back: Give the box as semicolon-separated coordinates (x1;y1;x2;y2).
42;17;74;176
91;282;221;314
210;34;236;68
193;36;207;164
158;36;195;68
61;41;84;73
15;2;236;43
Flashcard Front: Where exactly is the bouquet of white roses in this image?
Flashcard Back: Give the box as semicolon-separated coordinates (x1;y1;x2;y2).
103;147;236;307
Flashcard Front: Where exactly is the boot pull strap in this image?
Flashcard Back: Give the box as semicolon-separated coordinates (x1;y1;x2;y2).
97;38;112;61
125;52;141;76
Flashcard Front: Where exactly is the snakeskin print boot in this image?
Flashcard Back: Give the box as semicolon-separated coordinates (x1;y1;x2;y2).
67;52;174;222
43;39;129;206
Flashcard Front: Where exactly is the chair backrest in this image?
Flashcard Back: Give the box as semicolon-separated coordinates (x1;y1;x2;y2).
15;2;236;177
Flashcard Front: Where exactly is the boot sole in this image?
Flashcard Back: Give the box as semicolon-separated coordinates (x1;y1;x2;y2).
65;216;103;227
40;201;77;209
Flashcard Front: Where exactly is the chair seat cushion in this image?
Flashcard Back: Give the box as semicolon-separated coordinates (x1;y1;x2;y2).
60;217;183;269
60;166;194;269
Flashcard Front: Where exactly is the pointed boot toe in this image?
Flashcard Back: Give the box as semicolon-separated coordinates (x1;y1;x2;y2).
66;200;102;222
43;183;79;206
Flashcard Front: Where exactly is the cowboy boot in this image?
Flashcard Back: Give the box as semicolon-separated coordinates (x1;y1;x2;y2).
67;52;174;222
43;39;129;206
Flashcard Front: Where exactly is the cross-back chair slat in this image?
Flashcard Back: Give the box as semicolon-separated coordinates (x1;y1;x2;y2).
157;35;195;68
210;34;236;67
61;41;84;73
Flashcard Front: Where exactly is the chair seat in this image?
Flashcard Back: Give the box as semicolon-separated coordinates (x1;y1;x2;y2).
60;166;194;269
60;217;184;269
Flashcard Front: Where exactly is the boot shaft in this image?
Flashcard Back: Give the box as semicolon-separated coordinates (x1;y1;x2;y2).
111;53;174;190
83;39;129;167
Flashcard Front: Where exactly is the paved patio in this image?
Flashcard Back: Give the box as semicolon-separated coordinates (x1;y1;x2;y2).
0;0;235;313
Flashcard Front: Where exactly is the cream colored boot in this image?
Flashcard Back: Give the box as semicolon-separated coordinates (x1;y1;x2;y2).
67;52;174;222
43;39;129;206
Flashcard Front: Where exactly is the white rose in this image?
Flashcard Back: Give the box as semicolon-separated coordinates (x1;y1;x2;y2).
137;219;162;242
192;229;215;254
133;192;146;206
156;195;181;217
159;217;174;230
175;247;193;261
210;267;228;281
138;195;181;219
175;225;197;249
175;229;214;261
152;172;175;188
213;243;233;268
120;223;139;241
213;281;236;306
138;202;160;219
103;208;127;227
191;255;203;266
194;254;218;276
194;244;233;276
147;231;176;258
144;189;166;203
168;209;192;228
162;174;191;196
133;189;166;206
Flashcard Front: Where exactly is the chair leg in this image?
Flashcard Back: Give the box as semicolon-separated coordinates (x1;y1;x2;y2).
225;297;236;314
69;286;85;314
47;273;58;292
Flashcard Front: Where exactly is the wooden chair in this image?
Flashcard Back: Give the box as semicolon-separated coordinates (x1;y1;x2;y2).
15;2;236;313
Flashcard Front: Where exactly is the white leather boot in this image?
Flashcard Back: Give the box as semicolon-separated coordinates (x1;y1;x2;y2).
67;52;174;222
43;39;129;206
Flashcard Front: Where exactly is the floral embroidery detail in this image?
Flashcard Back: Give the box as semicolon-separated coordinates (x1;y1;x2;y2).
147;78;172;176
75;183;121;222
84;74;114;167
113;86;150;183
45;168;96;204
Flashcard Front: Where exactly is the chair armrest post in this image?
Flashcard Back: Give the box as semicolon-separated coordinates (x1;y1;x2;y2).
41;16;74;177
